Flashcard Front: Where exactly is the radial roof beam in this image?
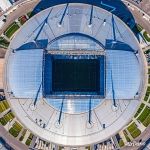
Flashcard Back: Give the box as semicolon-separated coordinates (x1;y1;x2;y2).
112;14;116;42
88;98;92;124
111;70;117;108
34;8;53;42
58;98;64;124
88;5;93;27
58;3;69;27
33;82;42;106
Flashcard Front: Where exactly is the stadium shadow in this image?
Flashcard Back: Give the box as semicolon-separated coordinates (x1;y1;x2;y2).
105;40;135;52
16;39;48;50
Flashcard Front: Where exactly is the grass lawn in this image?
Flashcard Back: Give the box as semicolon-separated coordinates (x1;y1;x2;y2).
127;122;137;133
19;129;27;141
131;129;141;139
4;22;20;38
148;68;150;74
144;95;149;102
143;31;150;42
144;87;150;102
118;139;125;147
134;103;145;118
0;112;14;126
138;106;150;127
9;121;23;137
85;146;91;150
25;133;34;146
0;100;10;113
0;37;9;48
123;130;131;142
127;122;141;139
2;100;10;109
25;139;32;146
132;24;143;34
0;117;7;126
59;147;65;150
142;115;150;127
4;112;14;122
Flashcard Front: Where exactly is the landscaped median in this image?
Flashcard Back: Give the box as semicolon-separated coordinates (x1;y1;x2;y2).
4;22;20;39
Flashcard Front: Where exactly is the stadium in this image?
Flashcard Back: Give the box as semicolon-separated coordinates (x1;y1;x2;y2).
3;2;147;148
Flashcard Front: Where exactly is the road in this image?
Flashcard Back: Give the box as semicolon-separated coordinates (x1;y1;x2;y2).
125;0;150;16
0;125;28;150
123;0;150;34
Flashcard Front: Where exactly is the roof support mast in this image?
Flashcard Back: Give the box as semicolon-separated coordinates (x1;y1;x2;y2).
58;3;69;27
58;98;64;124
88;5;93;28
88;97;92;124
111;70;118;110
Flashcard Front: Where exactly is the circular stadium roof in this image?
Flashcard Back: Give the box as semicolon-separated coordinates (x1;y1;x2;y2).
4;3;146;146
